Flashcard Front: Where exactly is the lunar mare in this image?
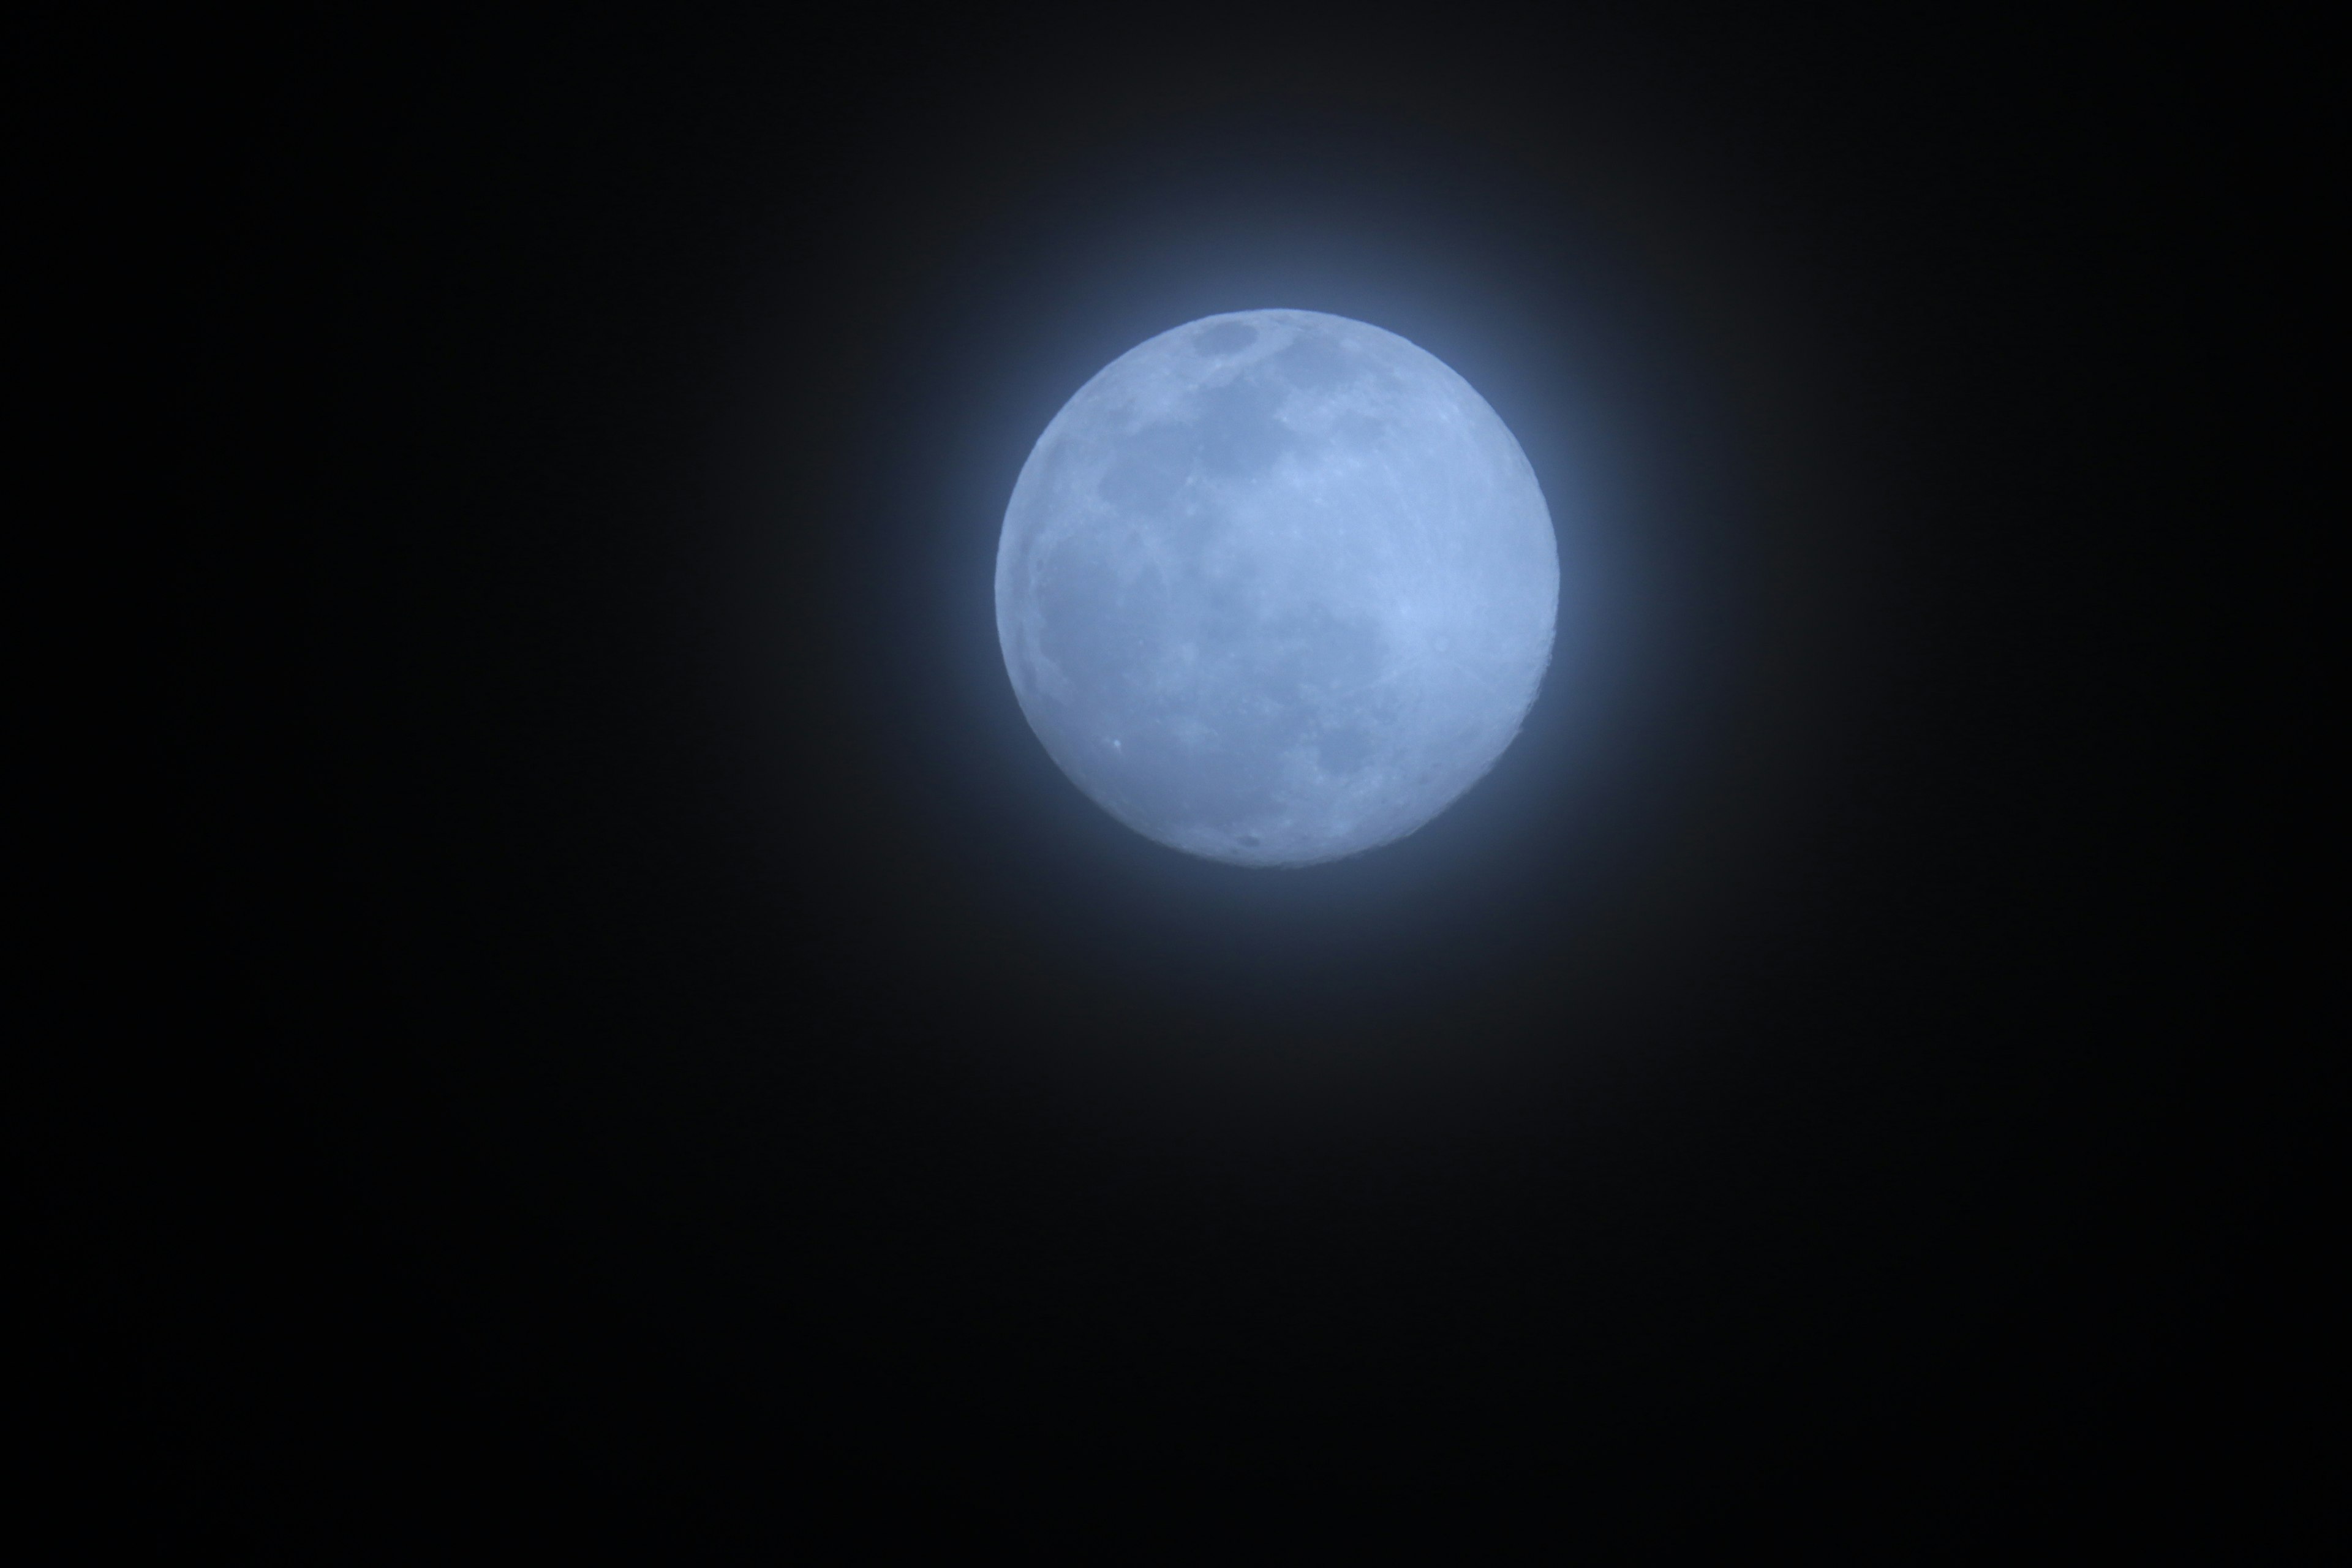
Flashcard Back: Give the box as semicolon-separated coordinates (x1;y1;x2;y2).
995;309;1558;866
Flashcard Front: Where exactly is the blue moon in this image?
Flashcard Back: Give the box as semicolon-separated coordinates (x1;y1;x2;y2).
996;309;1559;866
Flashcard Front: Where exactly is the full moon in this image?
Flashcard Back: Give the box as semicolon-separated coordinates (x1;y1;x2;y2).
995;309;1559;867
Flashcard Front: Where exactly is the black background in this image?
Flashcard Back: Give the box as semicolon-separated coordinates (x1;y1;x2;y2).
33;5;2274;1551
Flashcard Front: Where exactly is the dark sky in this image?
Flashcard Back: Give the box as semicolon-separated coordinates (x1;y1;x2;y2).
37;6;2266;1550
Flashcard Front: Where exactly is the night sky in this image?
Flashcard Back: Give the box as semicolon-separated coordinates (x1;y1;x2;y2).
36;7;2269;1550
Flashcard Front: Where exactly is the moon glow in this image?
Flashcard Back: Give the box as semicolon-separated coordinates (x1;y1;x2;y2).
995;309;1559;867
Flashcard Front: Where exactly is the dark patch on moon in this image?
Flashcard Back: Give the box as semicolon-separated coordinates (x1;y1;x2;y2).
1315;725;1376;775
1095;421;1196;513
1194;320;1257;355
1273;330;1358;390
1096;376;1293;516
1191;379;1292;479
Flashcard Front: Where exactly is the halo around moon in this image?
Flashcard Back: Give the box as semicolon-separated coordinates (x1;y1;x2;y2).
996;309;1558;867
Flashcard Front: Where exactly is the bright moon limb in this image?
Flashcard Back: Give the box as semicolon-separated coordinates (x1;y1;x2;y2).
995;309;1559;867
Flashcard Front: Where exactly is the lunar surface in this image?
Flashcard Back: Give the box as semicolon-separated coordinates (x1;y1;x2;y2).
995;309;1558;866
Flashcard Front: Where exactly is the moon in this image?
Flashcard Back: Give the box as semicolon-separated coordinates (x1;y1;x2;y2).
995;309;1559;867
